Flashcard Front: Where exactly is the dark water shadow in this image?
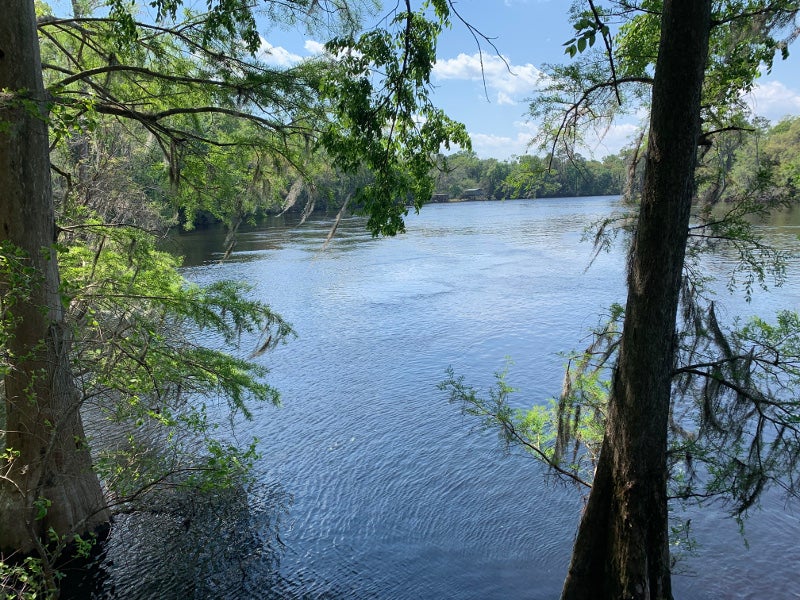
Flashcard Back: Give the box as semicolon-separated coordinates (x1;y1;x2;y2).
60;481;307;599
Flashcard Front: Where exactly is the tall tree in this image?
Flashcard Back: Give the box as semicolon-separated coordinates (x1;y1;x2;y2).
556;3;799;595
0;0;109;553
560;3;712;597
443;2;798;598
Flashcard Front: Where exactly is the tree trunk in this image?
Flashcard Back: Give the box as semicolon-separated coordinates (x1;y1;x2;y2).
0;0;108;553
561;2;712;599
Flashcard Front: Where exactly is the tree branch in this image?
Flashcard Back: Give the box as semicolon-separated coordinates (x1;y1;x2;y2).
500;418;593;488
587;0;622;105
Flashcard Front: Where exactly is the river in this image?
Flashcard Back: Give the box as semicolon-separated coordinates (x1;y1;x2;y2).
90;196;800;599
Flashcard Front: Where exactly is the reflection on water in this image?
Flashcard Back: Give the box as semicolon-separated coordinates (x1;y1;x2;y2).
65;482;298;600
95;198;799;599
165;213;379;266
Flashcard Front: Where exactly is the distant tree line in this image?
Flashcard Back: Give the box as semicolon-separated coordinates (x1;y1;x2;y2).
429;115;800;204
431;151;627;200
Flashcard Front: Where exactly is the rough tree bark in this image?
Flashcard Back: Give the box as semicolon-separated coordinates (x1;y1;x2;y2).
561;2;712;599
0;0;108;552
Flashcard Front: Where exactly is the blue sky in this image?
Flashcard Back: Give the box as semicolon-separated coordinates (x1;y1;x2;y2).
260;0;800;160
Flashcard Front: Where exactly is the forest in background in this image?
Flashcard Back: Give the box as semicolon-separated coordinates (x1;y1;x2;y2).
433;115;800;202
181;114;800;225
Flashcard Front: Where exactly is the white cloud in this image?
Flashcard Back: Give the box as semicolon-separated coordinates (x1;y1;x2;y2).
468;116;643;161
469;131;535;160
467;119;541;160
433;53;544;101
257;38;328;66
304;40;326;55
496;91;516;105
746;80;800;121
259;39;304;66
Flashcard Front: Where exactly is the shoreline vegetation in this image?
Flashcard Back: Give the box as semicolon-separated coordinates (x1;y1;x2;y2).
182;114;800;229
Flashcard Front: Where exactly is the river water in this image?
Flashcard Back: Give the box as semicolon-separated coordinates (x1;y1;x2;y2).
93;197;800;599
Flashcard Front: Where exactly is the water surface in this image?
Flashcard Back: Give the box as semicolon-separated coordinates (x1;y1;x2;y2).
111;197;800;598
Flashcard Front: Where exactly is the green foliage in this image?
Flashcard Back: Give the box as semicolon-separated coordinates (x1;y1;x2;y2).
688;201;789;299
186;438;260;492
682;116;800;299
563;9;609;58
38;4;330;232
440;0;800;584
4;1;477;596
614;1;660;78
755;116;800;193
1;204;289;508
448;293;800;521
0;529;101;600
450;297;800;520
668;516;699;568
439;355;606;488
703;2;799;124
0;555;52;600
33;497;51;521
533;1;800;165
22;0;478;535
37;0;474;236
668;307;800;515
319;3;471;235
432;150;625;201
54;212;293;496
0;243;38;380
